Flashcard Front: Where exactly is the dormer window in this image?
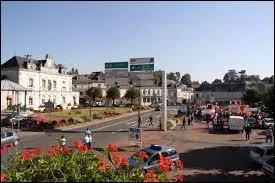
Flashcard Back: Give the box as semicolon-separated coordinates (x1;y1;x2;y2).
29;78;33;87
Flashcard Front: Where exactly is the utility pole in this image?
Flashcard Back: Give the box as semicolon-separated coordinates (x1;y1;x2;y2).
162;70;167;131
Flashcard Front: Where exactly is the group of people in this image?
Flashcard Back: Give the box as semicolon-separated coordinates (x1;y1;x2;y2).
180;113;194;130
58;128;93;149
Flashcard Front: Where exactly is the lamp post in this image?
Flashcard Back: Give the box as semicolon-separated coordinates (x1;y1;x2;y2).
129;78;141;128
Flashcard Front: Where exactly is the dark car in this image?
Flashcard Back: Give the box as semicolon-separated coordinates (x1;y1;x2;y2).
246;117;261;128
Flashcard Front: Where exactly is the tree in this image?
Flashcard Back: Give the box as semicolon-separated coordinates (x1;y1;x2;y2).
242;88;262;106
238;70;247;82
86;87;102;105
154;71;162;87
124;87;139;105
175;72;181;83
167;72;177;82
180;73;191;85
263;85;274;115
212;79;223;84
75;69;79;75
246;75;260;82
269;75;274;84
106;86;120;105
223;69;238;83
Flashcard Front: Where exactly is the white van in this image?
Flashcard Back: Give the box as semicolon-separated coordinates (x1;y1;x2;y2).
228;116;245;132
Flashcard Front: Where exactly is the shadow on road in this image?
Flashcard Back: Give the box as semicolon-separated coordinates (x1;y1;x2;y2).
179;146;272;182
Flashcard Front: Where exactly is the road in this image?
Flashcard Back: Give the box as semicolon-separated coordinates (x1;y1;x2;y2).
1;106;179;165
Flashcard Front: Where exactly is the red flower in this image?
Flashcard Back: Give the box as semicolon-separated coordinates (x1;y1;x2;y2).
108;144;118;152
22;151;31;161
164;157;174;167
139;151;149;160
176;174;185;182
176;160;183;169
158;155;169;173
83;144;89;152
1;144;8;155
144;169;158;182
61;146;69;153
120;156;129;167
112;152;122;165
46;146;60;157
99;157;111;172
74;140;84;150
1;172;7;182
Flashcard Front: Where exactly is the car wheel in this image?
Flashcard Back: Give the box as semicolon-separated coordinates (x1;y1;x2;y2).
13;139;19;146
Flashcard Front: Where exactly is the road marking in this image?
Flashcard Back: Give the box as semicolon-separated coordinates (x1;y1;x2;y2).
155;115;160;118
127;121;136;124
112;128;125;134
131;123;137;127
142;123;149;126
91;118;136;132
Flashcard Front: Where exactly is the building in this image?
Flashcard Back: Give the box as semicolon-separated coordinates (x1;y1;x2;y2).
1;54;79;110
176;84;194;103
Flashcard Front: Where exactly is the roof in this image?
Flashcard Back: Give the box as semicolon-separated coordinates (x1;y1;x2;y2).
1;79;30;91
1;56;47;69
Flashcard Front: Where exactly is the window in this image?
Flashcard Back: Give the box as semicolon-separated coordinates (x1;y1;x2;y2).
157;90;160;95
29;78;33;87
143;98;146;103
29;97;33;105
62;87;66;92
63;81;66;84
169;150;177;156
53;96;56;104
1;133;6;139
143;90;146;95
161;152;170;157
53;81;56;88
63;97;66;103
6;132;13;137
42;99;45;104
98;84;101;88
150;154;160;162
48;80;52;90
148;89;151;95
42;79;46;88
73;96;76;105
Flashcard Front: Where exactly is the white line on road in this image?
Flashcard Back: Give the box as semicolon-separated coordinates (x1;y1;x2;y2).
111;128;125;134
131;123;137;127
142;123;149;126
91;118;136;132
127;121;137;124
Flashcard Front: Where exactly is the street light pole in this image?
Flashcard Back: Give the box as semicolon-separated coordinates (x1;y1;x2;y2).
137;84;141;128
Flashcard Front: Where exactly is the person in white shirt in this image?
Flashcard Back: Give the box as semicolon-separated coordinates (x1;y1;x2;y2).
85;128;91;136
60;135;66;147
83;134;91;149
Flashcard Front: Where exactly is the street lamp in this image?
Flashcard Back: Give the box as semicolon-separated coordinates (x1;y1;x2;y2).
129;78;142;128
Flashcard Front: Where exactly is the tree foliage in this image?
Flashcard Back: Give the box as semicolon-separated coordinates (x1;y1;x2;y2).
180;73;191;86
125;87;140;105
106;87;120;104
242;88;262;105
212;79;223;84
175;72;181;83
167;72;177;82
263;85;274;114
86;87;102;102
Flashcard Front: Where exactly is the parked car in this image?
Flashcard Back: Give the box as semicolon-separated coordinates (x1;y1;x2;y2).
246;117;261;129
1;130;20;147
228;116;245;133
34;105;46;112
262;118;274;129
128;144;180;172
262;156;274;178
249;144;274;165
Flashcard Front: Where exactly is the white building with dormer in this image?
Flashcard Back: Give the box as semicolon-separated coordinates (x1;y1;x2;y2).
1;54;79;110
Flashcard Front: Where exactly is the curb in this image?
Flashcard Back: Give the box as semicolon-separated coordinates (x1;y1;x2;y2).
48;109;155;131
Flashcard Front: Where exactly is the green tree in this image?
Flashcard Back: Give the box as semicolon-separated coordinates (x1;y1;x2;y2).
154;71;162;87
263;85;274;114
124;87;139;105
167;72;177;82
86;87;103;105
242;88;262;106
212;79;223;84
180;73;191;86
175;72;181;83
106;86;120;105
223;69;238;83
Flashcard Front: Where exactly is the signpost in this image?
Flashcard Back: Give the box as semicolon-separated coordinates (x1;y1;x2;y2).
128;127;142;148
130;64;154;71
130;57;154;64
105;62;128;69
105;61;129;86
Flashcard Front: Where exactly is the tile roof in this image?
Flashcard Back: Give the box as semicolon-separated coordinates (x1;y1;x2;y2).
1;56;47;70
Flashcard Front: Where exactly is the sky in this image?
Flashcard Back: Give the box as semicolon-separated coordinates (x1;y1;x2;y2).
1;1;274;83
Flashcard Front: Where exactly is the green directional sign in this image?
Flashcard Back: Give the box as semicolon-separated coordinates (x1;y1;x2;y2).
105;62;128;69
130;64;154;71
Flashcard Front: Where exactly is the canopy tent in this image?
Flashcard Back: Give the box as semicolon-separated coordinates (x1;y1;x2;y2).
1;79;29;91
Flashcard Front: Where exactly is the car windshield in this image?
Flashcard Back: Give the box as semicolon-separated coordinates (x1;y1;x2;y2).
251;147;265;156
247;118;256;123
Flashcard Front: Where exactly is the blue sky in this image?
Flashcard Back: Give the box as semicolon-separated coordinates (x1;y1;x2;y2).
1;1;274;82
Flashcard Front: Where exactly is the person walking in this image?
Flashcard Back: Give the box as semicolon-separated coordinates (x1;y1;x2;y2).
181;116;187;130
244;124;251;140
265;126;273;143
83;134;91;149
149;115;153;127
59;135;66;147
85;128;91;136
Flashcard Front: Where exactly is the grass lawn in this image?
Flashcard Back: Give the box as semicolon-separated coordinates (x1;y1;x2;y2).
41;107;133;119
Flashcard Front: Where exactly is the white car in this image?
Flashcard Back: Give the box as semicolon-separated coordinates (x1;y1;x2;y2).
262;156;274;178
228;116;245;132
249;144;274;165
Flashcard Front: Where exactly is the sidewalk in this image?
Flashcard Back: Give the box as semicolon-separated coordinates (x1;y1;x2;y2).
17;109;154;137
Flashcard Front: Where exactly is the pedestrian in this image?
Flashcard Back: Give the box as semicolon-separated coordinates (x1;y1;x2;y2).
149;115;153;127
158;117;162;129
181;116;187;130
83;134;91;149
244;124;251;140
191;113;194;125
265;126;273;143
85;128;91;136
188;114;191;126
59;135;66;147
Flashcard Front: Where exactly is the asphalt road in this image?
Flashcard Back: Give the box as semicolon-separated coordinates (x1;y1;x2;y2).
1;106;179;165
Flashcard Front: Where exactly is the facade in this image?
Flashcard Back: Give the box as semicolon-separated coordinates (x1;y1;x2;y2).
196;91;243;102
176;85;194;103
1;54;79;110
140;87;162;106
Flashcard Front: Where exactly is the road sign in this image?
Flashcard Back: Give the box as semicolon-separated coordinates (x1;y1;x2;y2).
130;64;154;71
130;57;154;64
105;69;129;77
128;127;142;148
105;62;128;69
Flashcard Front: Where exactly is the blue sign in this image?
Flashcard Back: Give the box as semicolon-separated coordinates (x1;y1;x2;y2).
129;128;141;133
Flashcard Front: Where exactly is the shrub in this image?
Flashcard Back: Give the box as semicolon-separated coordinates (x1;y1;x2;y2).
167;119;176;130
68;118;74;123
80;115;91;122
67;112;72;115
93;113;103;119
51;120;57;126
74;110;82;115
1;143;184;182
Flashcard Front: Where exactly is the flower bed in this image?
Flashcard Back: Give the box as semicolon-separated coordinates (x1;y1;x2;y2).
1;143;185;182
